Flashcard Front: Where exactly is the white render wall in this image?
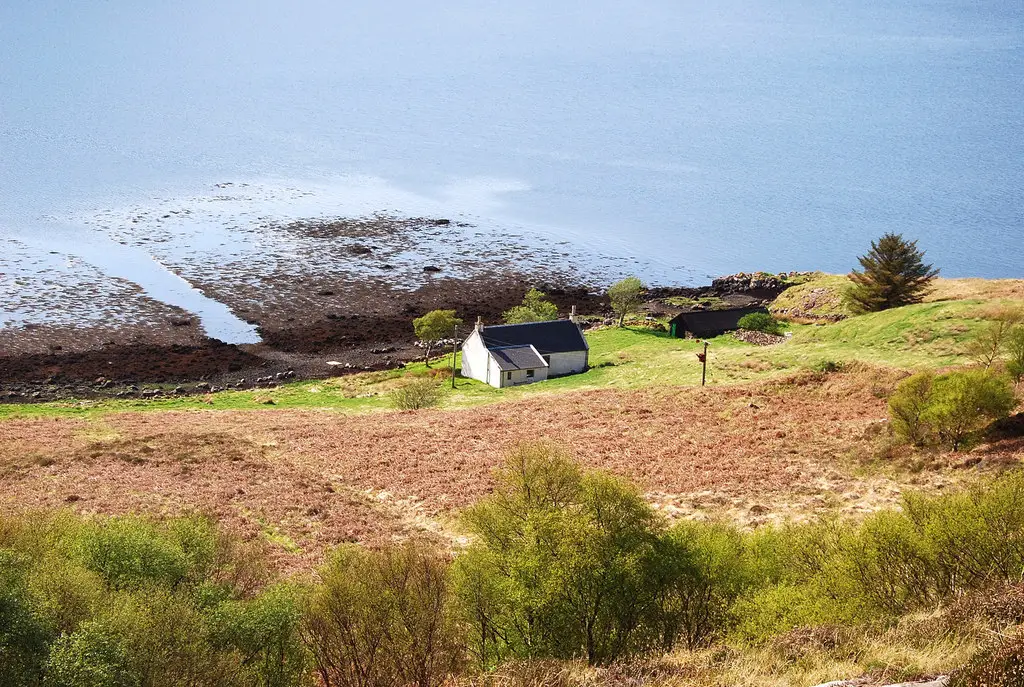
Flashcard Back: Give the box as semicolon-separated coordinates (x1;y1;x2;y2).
487;356;502;388
494;365;549;388
460;331;490;384
546;350;589;376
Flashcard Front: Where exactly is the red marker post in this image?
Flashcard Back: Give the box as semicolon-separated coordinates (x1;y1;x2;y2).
696;341;708;386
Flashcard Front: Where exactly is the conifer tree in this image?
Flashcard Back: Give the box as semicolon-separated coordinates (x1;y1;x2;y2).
846;233;938;313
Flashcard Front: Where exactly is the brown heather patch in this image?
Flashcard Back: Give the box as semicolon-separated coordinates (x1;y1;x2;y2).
1;368;1019;570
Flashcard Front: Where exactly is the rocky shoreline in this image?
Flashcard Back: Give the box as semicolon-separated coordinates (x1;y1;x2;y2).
0;271;792;404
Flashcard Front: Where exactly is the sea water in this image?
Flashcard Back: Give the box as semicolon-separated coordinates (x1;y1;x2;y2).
1;0;1021;339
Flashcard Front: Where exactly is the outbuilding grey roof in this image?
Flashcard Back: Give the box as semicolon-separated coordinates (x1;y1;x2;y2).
489;345;548;371
479;320;588;354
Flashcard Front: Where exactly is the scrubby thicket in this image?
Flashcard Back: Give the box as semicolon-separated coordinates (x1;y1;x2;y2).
0;514;306;687
4;444;1024;686
889;369;1017;450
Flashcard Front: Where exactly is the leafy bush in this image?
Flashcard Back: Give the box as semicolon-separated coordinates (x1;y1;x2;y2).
389;377;444;410
0;511;303;687
210;585;308;687
816;474;1024;618
73;516;192;590
888;372;935;446
455;444;660;665
303;542;462;687
1008;325;1024;384
923;369;1016;450
44;618;135;687
503;289;559;324
653;523;751;650
736;312;782;335
454;443;712;666
27;556;105;637
0;551;51;687
731;584;837;644
889;369;1016;451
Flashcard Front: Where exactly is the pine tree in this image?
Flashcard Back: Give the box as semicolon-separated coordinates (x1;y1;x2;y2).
846;233;938;313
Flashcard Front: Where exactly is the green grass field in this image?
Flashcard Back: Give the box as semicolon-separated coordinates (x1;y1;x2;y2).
2;285;1017;421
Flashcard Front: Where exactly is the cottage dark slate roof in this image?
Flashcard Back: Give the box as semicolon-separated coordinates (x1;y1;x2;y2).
489;345;547;371
669;306;769;336
479;320;588;354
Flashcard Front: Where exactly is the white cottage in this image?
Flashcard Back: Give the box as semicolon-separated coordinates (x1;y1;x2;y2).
461;317;589;389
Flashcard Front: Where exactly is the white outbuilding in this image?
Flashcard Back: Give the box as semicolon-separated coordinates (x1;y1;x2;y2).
460;316;589;389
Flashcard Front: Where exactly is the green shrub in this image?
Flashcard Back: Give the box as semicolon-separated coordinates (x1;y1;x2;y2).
829;474;1024;616
304;542;462;687
44;619;136;687
389;377;444;410
653;523;751;650
0;511;300;687
1007;325;1024;384
731;584;837;644
210;585;308;687
454;443;667;665
0;551;51;687
737;312;782;335
503;289;559;324
888;372;935;446
922;369;1016;450
836;509;934;614
73;516;194;590
27;556;105;636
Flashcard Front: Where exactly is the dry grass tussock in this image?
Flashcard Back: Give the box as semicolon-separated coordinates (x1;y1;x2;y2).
1;366;1019;571
926;278;1024;303
462;615;976;687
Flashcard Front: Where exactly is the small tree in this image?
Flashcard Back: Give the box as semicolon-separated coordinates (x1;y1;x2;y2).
846;233;938;313
413;310;462;367
922;370;1016;451
888;372;935;447
303;543;463;687
967;318;1016;369
503;289;559;324
608;277;645;326
453;443;664;666
1008;326;1024;384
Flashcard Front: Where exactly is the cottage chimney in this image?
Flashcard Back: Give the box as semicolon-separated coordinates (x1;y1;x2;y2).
476;316;483;333
569;305;577;323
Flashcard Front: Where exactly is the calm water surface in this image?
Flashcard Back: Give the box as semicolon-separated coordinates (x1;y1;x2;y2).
1;0;1021;295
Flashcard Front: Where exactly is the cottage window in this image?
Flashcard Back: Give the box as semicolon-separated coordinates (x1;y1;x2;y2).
506;371;512;381
526;369;535;378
